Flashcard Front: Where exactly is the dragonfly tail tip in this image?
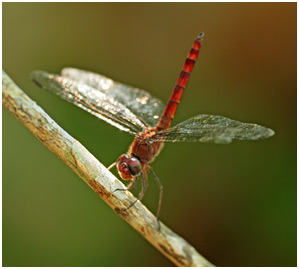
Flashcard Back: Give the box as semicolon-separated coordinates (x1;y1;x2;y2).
197;32;205;40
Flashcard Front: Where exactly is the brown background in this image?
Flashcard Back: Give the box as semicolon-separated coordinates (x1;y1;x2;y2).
3;3;296;266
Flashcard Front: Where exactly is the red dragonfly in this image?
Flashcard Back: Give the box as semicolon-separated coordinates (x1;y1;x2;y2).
31;33;274;229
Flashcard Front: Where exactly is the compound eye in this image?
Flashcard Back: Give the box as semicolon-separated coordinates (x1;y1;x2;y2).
127;157;142;177
116;154;132;180
118;162;129;174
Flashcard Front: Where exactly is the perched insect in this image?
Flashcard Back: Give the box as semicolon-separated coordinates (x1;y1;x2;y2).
31;33;274;229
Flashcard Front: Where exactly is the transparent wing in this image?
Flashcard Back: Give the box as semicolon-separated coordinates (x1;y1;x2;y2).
30;70;148;135
152;114;275;143
61;68;165;127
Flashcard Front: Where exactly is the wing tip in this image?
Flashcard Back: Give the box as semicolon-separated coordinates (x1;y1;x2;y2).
268;128;275;136
264;127;275;139
30;70;49;88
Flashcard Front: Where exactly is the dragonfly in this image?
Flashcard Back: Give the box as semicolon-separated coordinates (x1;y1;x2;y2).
30;33;274;229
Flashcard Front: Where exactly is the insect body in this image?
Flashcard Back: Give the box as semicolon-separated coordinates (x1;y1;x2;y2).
31;33;274;229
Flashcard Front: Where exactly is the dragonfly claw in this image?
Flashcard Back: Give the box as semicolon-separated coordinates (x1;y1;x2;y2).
125;199;139;211
112;188;128;193
156;219;161;231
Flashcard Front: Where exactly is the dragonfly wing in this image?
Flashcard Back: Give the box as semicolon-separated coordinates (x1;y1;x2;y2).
152;114;275;143
61;68;165;127
30;70;147;135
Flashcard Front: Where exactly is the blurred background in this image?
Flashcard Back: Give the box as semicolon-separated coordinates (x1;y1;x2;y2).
2;3;296;267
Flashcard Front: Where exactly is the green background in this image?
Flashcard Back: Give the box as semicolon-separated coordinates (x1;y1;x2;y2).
3;3;296;267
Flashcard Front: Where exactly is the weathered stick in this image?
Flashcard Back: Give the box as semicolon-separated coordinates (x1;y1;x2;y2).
2;70;215;267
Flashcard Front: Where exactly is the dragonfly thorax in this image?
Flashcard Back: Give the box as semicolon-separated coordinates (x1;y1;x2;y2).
128;127;164;165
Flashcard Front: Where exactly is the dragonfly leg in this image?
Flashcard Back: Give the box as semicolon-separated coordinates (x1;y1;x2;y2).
126;177;138;191
107;162;116;170
113;177;138;193
125;169;148;211
147;165;163;231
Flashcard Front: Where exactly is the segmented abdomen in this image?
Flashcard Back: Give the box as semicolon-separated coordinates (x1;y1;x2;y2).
157;33;204;130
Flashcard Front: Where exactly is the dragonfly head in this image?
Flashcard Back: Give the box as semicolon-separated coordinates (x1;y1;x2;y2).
116;154;142;180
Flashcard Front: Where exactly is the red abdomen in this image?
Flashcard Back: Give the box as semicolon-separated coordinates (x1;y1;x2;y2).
157;33;204;130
